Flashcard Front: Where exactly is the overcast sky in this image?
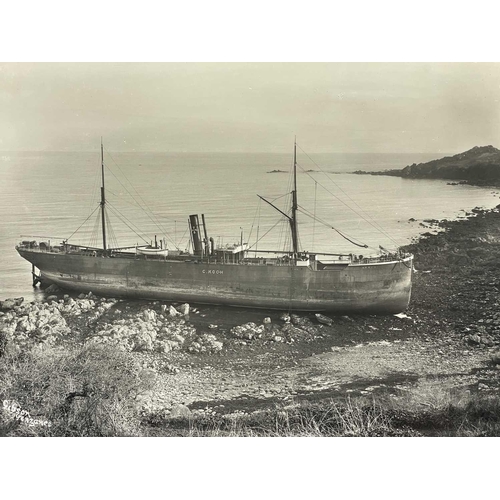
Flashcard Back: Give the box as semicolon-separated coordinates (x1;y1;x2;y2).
1;62;499;154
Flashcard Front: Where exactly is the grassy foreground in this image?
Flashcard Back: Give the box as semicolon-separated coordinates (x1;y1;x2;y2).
1;341;500;437
0;342;155;437
149;386;500;437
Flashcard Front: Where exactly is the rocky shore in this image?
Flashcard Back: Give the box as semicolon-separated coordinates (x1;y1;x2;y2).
2;206;500;433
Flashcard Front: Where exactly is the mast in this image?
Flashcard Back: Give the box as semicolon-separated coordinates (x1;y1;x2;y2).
291;137;299;256
257;137;300;258
100;138;107;251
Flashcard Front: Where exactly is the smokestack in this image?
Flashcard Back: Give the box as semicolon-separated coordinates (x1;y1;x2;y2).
189;214;203;257
201;214;209;257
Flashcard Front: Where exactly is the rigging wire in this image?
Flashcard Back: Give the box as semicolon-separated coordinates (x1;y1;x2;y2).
276;208;288;253
278;160;295;253
66;205;100;242
103;163;176;247
89;207;101;248
296;161;399;248
176;226;189;251
106;188;149;210
296;143;403;248
105;207;119;249
107;201;147;243
298;202;370;245
269;191;291;204
297;205;369;249
255;199;262;257
263;160;296;254
246;217;285;251
247;197;261;246
106;202;150;245
87;160;101;216
102;147;177;247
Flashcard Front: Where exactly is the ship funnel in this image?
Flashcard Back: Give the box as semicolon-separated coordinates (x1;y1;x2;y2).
201;213;210;257
189;214;203;257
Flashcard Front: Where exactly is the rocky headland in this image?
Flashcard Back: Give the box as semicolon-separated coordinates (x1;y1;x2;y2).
354;145;500;185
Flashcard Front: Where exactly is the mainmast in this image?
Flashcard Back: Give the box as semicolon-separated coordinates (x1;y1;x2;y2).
257;137;300;259
291;137;299;256
100;138;107;251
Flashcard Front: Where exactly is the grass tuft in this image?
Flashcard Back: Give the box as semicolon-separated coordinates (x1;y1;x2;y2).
0;343;155;436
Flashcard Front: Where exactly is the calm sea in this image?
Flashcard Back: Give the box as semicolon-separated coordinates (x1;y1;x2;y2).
1;150;498;301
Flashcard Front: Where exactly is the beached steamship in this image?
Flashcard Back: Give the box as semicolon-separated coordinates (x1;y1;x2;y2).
16;141;413;313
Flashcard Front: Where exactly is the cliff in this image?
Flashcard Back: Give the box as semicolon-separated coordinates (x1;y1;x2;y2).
401;146;500;181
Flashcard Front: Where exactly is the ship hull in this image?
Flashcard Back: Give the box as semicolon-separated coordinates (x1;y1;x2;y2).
17;249;412;313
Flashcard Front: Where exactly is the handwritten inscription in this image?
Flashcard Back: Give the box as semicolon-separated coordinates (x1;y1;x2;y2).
202;269;224;275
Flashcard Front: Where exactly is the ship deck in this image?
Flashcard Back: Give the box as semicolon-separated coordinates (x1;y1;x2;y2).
16;242;409;270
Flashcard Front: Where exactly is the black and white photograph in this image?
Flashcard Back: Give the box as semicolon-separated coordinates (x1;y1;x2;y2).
0;1;498;496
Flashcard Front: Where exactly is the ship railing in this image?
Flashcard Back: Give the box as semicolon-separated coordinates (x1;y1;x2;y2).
17;240;104;255
349;253;413;265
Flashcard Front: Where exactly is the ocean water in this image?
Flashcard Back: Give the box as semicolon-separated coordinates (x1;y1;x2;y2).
1;150;499;302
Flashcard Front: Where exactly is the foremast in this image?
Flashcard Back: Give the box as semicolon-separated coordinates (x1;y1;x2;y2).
291;137;299;257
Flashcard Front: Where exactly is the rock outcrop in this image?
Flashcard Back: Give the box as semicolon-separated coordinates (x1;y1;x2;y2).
400;146;500;181
354;145;500;183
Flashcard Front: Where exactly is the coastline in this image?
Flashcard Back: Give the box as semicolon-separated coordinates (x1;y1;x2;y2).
353;168;500;189
2;205;500;436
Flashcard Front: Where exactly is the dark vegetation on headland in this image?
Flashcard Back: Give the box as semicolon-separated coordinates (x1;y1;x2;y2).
354;145;500;186
3;206;500;436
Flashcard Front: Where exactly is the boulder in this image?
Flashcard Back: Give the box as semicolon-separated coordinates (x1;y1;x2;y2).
169;305;180;317
230;322;265;340
290;314;313;328
178;303;190;315
134;330;157;351
188;333;223;353
157;339;179;353
315;313;333;326
170;404;192;418
468;334;481;345
142;309;157;323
